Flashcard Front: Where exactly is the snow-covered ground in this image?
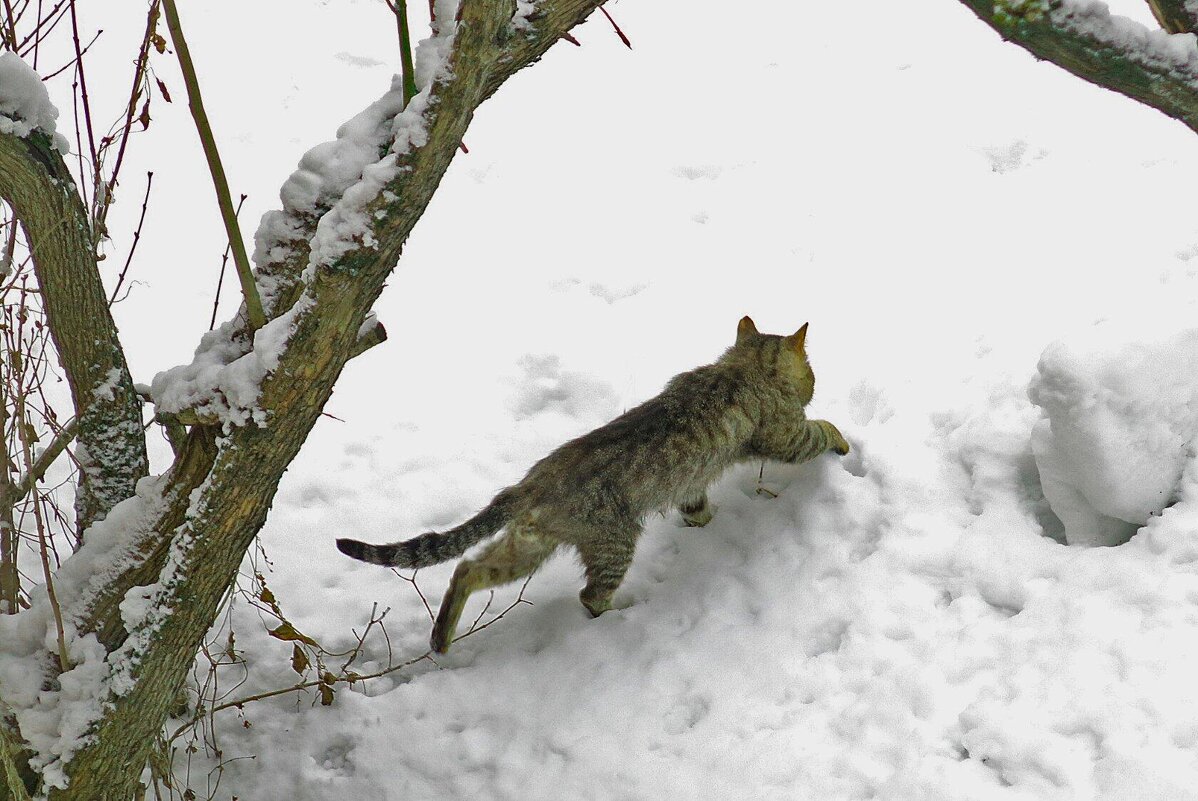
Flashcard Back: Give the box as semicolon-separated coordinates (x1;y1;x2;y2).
30;0;1198;797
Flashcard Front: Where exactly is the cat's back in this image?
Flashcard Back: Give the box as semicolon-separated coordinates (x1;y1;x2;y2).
520;362;758;506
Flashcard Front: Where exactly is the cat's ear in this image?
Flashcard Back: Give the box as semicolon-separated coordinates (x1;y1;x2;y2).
786;322;809;353
736;316;759;344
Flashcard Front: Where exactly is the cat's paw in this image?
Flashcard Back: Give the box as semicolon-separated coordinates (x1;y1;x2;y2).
682;504;716;527
822;421;850;455
430;625;453;654
580;592;612;618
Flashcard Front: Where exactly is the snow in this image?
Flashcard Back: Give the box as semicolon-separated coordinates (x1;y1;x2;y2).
11;0;1198;797
0;52;69;152
513;0;538;32
1030;318;1198;546
148;297;310;429
260;0;462;287
0;476;170;789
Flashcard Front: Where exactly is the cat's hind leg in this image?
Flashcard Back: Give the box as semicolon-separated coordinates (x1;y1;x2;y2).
577;533;637;617
430;523;555;653
678;492;715;528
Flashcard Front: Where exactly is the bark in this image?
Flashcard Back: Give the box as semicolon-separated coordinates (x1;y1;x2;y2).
0;131;149;535
0;1;610;798
956;0;1198;134
1144;0;1198;34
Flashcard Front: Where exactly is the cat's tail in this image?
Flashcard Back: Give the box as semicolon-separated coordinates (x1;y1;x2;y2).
335;489;517;569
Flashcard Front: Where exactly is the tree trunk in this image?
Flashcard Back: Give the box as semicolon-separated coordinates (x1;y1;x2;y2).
0;131;148;536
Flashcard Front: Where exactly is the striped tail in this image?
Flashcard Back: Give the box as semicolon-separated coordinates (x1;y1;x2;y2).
336;490;516;569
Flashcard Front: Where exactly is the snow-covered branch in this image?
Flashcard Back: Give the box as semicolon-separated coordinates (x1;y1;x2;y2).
958;0;1198;133
1145;0;1198;34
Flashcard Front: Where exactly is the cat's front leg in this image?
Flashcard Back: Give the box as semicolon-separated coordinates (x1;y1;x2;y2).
678;492;715;527
811;419;850;456
775;419;850;463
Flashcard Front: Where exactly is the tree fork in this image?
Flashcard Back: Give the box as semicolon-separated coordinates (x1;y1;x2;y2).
0;2;614;797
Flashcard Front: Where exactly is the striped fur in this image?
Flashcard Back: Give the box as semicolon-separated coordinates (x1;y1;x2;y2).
336;490;515;568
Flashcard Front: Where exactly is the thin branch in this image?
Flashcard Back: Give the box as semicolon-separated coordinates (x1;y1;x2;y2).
13;364;69;671
108;171;152;305
105;0;159;212
0;0;18;51
598;5;631;49
38;27;100;81
208;192;245;329
0;374;17;616
382;0;418;107
160;0;265;332
66;1;97;175
349;318;388;359
8;417;76;504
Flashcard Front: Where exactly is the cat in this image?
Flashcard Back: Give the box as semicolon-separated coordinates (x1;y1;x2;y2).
337;316;850;653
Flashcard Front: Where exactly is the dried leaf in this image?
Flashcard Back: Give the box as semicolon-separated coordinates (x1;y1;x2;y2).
138;98;151;131
319;681;334;706
290;643;309;675
259;586;275;605
268;621;319;648
151;33;167;54
156;78;172;103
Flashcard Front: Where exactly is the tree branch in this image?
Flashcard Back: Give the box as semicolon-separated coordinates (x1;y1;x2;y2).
4;419;78;508
0;713;31;801
956;0;1198;133
0;131;149;535
161;0;266;333
1144;0;1198;34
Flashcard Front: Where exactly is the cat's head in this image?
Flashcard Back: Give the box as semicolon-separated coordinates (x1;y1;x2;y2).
732;316;815;403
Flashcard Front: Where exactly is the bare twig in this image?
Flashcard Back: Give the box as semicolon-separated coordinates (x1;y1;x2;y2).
392;567;435;621
105;0;160;212
9;417;76;504
208;192;245;329
598;6;631;49
0;379;18;616
108;171;152;305
14;361;69;670
39;26;99;80
0;0;18;51
67;1;97;173
451;575;533;645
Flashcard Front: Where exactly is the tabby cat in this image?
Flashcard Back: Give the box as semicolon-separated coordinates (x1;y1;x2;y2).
337;316;850;653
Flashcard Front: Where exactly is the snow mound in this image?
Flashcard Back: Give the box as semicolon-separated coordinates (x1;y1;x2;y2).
0;52;69;151
1029;320;1198;546
149;300;308;429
